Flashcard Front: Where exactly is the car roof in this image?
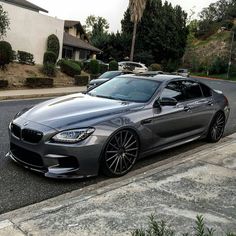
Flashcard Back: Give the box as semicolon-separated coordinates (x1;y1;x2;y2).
119;61;144;65
119;74;196;83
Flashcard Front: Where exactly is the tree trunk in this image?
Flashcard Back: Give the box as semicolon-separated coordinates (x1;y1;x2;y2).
130;20;137;61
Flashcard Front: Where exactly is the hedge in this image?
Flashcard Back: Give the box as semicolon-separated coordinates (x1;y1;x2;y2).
109;60;118;71
69;60;84;70
0;41;12;69
47;34;60;60
17;51;35;65
90;74;100;80
89;59;100;74
60;60;81;77
42;63;56;77
74;75;89;86
26;77;53;88
43;51;57;65
149;63;162;71
0;80;8;88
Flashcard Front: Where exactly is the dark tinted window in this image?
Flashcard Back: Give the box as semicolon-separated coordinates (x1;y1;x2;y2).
200;83;212;97
182;81;203;100
161;81;185;102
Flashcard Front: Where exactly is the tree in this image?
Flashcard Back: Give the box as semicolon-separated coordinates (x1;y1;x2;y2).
129;0;147;61
121;0;188;65
85;15;109;39
0;5;10;39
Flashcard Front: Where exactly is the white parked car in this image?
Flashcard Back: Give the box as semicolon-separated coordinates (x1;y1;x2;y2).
118;61;148;73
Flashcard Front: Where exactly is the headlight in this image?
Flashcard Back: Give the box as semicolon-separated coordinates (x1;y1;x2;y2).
52;128;95;143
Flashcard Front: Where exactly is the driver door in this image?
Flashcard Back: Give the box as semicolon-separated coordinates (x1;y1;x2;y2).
151;81;198;148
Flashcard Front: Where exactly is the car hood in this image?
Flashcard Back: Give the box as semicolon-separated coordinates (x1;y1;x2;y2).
20;93;144;130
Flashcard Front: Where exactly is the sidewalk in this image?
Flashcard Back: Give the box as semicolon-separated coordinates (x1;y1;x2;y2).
0;135;235;235
0;87;86;101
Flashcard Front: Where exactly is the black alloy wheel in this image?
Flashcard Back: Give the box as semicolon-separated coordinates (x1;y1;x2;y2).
102;129;139;177
207;112;225;143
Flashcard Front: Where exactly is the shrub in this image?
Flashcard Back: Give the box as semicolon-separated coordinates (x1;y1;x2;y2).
132;215;235;236
47;34;60;60
209;57;228;75
109;60;118;71
0;41;12;69
83;61;90;72
100;63;109;73
60;59;81;77
74;75;89;86
90;74;100;80
42;63;56;77
221;20;234;30
17;51;34;65
89;59;100;74
26;77;53;88
68;60;84;70
43;51;57;65
149;63;162;71
0;80;8;88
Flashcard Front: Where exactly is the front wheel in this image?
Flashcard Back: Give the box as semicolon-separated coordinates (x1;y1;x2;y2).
101;129;139;177
207;112;225;143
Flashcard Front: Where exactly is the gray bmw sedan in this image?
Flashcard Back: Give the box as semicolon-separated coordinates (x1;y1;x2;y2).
7;75;230;178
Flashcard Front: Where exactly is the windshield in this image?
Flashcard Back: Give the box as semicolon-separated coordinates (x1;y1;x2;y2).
87;77;161;103
99;71;121;79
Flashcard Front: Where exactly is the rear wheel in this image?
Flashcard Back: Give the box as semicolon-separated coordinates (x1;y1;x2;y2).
207;112;225;143
101;129;139;177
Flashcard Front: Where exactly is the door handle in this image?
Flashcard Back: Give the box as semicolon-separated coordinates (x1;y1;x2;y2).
207;101;214;106
183;106;191;112
141;119;152;125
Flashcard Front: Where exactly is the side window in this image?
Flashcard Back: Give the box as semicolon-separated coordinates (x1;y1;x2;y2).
182;81;203;100
161;81;186;102
135;63;142;68
200;83;212;97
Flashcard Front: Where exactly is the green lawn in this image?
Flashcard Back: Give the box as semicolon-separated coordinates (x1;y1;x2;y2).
191;72;236;81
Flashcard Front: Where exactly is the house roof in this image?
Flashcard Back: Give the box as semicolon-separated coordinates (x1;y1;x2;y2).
63;32;101;53
64;20;82;28
64;20;89;41
1;0;48;13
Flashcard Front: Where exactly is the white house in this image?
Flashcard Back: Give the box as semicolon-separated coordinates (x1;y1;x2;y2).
0;0;64;64
63;20;101;60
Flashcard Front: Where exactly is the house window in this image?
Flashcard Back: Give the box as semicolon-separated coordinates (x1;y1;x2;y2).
62;47;73;59
79;50;88;60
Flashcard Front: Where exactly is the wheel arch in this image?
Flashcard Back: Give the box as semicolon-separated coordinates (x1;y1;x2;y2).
98;126;141;168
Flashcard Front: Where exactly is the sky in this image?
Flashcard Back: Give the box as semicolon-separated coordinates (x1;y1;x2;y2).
29;0;218;32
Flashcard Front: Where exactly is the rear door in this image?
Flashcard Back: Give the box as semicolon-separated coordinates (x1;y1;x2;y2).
182;81;215;133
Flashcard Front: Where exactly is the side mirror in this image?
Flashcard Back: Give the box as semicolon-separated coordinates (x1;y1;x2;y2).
159;97;178;106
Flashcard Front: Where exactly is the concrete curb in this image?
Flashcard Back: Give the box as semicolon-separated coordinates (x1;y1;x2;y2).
192;75;236;83
0;87;86;101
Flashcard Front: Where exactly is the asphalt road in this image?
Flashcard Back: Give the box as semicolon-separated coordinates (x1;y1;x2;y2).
0;78;236;214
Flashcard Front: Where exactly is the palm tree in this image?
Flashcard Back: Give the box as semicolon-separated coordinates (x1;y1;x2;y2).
129;0;147;61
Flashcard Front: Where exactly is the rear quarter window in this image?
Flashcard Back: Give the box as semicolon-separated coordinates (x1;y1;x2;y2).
200;83;212;97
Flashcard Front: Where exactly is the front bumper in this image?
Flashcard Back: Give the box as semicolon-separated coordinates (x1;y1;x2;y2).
7;119;104;179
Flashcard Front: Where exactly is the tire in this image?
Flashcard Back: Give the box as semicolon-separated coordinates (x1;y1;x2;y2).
101;129;139;177
207;112;225;143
